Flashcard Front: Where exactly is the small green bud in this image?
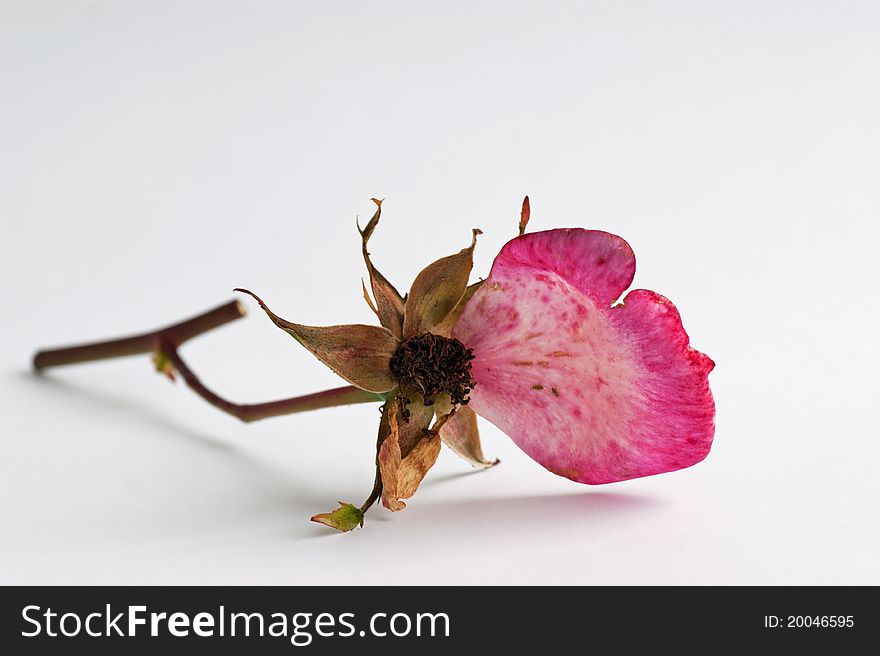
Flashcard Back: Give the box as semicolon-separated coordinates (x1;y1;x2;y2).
152;350;175;381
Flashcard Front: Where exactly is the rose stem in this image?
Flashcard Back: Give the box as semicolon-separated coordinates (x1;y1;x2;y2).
157;340;381;422
33;300;383;422
360;468;383;513
33;300;246;368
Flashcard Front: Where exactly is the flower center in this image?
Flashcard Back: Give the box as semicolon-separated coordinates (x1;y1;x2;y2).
389;333;476;408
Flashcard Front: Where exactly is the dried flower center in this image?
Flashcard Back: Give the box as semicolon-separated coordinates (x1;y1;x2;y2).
389;333;476;409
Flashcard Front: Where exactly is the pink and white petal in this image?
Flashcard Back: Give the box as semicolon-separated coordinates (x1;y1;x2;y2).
453;230;714;484
496;228;636;307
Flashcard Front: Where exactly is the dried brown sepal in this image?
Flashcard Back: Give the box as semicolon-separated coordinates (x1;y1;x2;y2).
358;199;405;338
379;401;455;511
235;288;399;393
434;398;498;468
378;398;406;511
431;279;483;337
310;502;364;532
361;279;380;319
519;195;531;236
402;401;437;457
376;391;434;457
394;431;442;500
403;229;481;338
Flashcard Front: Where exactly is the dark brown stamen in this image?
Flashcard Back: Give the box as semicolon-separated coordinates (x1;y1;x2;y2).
389;333;476;414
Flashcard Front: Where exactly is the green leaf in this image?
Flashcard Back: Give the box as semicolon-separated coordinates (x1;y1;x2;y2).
310;502;364;532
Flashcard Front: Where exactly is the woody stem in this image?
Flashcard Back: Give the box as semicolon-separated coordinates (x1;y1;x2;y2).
32;300;384;422
360;468;383;513
33;300;247;369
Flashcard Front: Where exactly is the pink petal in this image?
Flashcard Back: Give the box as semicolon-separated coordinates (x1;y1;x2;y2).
453;229;715;484
495;228;635;306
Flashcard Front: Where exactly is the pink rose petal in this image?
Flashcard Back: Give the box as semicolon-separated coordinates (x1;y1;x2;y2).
496;228;635;306
453;229;715;484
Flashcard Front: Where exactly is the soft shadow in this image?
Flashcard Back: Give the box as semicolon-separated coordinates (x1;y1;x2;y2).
17;370;333;525
20;370;233;451
304;490;662;540
408;490;662;533
420;467;495;488
17;371;663;541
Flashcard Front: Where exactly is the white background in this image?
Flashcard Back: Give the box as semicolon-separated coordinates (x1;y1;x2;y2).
2;0;878;585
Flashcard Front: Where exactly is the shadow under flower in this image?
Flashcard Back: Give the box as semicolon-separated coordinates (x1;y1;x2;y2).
20;370;234;451
16;371;335;525
19;371;666;541
406;490;663;534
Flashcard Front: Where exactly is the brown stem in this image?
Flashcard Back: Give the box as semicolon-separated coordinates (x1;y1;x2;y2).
33;300;384;422
159;338;381;422
360;467;383;513
33;300;247;369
